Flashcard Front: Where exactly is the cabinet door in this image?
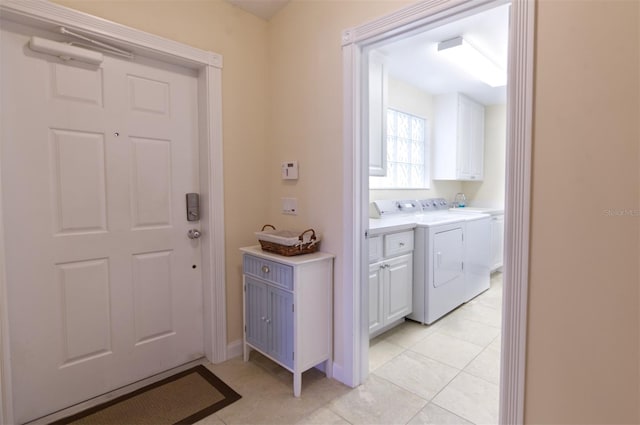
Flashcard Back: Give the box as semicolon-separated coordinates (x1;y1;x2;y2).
368;262;384;335
384;254;413;324
456;95;484;180
268;286;294;369
468;99;485;179
245;277;269;353
457;96;473;179
368;50;388;176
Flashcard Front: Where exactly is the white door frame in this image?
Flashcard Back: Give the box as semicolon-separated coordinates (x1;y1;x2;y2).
342;0;534;423
0;1;227;422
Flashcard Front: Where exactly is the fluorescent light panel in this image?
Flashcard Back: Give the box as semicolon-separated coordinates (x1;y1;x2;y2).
437;36;506;87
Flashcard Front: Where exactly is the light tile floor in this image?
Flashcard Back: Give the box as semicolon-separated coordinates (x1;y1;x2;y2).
199;273;503;425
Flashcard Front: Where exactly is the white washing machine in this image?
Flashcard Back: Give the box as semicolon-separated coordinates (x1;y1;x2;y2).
462;213;491;302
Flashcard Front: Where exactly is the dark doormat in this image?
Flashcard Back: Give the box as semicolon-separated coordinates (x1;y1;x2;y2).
51;365;241;425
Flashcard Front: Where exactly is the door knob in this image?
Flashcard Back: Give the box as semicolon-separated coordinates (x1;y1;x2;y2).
187;229;202;239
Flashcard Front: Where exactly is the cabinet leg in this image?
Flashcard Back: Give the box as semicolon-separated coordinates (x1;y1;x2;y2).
293;372;301;397
243;343;250;362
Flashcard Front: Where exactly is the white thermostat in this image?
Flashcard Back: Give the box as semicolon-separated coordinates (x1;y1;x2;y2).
281;161;299;180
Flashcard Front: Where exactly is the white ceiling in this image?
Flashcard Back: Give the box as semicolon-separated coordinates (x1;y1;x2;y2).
376;4;510;105
225;0;289;20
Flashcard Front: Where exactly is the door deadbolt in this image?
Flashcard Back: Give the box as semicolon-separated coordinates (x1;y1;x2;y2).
186;193;200;221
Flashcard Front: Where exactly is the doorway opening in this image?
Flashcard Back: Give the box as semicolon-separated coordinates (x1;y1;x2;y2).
365;4;508;423
342;0;534;423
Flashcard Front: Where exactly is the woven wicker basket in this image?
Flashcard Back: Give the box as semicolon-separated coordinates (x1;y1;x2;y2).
256;224;320;256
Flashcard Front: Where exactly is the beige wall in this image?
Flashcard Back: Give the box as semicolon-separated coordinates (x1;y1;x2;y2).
527;0;639;422
52;0;271;344
49;0;640;422
462;104;506;208
370;77;464;203
267;0;411;366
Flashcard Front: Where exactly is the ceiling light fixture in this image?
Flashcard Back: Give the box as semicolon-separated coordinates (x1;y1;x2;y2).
437;36;506;87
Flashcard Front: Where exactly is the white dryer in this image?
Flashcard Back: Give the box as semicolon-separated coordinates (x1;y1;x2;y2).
408;217;465;325
409;213;466;325
408;199;491;325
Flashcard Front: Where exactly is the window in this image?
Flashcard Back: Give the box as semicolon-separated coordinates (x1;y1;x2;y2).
370;108;429;189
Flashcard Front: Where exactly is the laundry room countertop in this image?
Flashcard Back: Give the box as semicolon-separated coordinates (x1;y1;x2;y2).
368;216;417;236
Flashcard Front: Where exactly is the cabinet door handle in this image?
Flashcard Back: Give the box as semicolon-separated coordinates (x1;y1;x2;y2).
261;265;270;273
265;318;271;324
261;316;266;321
399;242;405;247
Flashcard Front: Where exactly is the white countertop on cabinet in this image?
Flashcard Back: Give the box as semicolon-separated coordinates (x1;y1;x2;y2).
368;216;417;236
240;245;334;265
449;207;504;215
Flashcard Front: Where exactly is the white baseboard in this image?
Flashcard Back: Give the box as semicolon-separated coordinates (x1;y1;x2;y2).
226;339;243;360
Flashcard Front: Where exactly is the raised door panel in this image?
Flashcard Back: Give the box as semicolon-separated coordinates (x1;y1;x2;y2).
50;129;107;234
244;278;269;354
268;286;294;368
384;254;413;323
368;263;384;335
132;250;174;345
57;258;112;366
130;137;172;228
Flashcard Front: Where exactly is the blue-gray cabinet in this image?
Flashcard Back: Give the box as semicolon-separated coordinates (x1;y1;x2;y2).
244;276;294;368
241;246;334;397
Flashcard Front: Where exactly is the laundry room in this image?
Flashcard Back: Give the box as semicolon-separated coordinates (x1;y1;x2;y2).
365;4;508;423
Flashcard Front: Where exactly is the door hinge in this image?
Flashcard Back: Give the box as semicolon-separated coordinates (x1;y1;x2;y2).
461;262;464;271
292;352;294;360
292;304;294;313
244;325;246;332
365;230;369;238
243;284;246;291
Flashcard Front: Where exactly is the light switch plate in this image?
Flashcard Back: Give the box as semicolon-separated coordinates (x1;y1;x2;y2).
282;197;297;215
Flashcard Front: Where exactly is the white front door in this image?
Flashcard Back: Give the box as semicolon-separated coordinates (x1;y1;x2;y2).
1;21;204;423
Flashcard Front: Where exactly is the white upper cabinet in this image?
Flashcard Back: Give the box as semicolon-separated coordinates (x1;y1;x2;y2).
368;50;388;176
433;93;485;181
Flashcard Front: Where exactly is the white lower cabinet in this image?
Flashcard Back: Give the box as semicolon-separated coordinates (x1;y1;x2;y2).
241;246;334;397
369;231;413;338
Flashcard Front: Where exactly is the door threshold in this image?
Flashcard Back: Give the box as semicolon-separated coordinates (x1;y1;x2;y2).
25;358;206;425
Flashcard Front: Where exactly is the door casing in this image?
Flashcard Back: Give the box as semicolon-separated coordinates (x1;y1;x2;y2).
341;0;534;424
0;1;227;423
